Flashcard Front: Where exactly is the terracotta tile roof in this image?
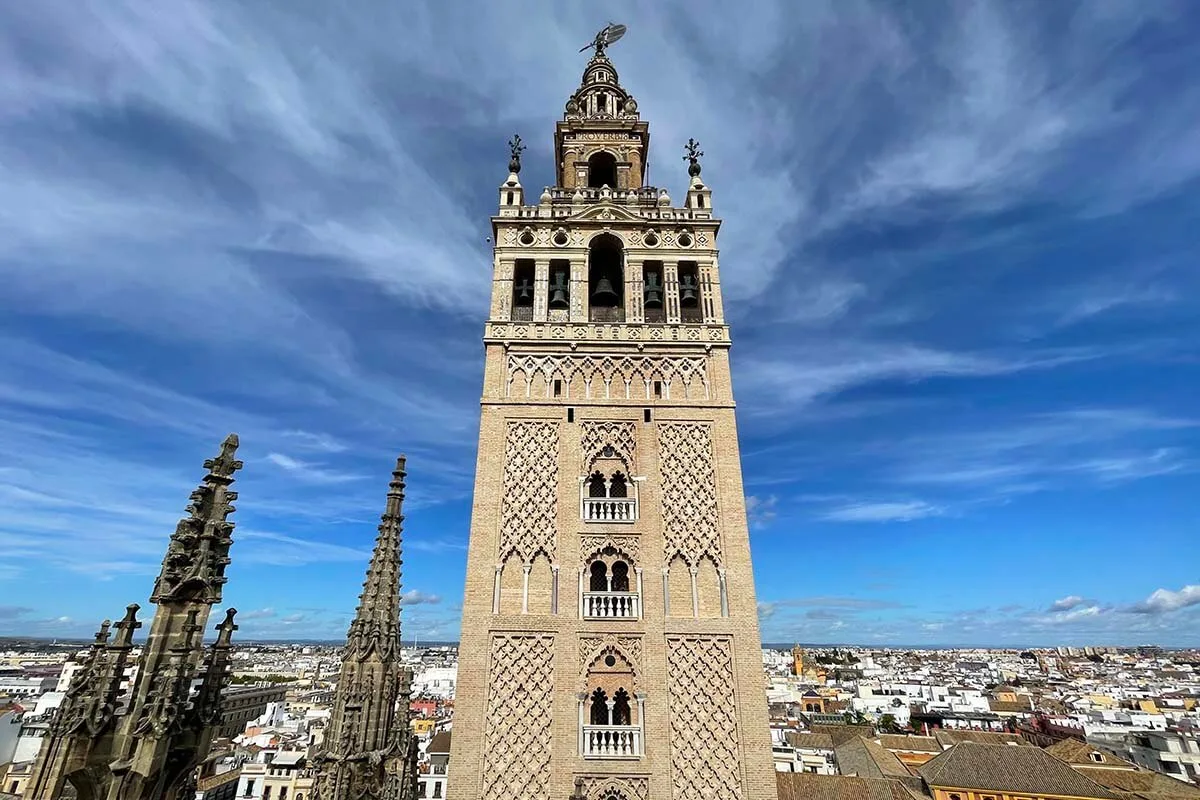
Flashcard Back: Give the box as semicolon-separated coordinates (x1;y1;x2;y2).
879;734;941;754
812;723;877;747
776;773;916;800
786;731;836;750
836;737;913;779
427;731;452;754
932;729;1029;748
1074;766;1200;800
918;742;1120;799
1046;739;1135;768
989;698;1034;713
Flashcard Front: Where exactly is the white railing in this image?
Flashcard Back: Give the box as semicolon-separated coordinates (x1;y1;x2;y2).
581;497;637;523
582;592;640;619
582;725;642;758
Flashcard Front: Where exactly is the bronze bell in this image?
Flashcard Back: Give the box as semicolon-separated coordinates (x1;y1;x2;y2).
515;277;533;303
548;271;570;309
591;273;620;305
643;272;663;308
679;273;699;307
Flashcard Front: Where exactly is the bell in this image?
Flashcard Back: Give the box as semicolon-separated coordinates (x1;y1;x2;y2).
679;273;699;307
548;272;570;309
515;277;533;303
643;272;663;308
591;274;620;305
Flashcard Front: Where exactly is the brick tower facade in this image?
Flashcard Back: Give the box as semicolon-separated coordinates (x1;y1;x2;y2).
448;35;776;800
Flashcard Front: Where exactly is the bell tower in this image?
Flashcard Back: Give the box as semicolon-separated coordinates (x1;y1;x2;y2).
449;27;776;800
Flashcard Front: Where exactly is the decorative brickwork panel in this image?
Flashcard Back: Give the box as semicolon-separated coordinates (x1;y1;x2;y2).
580;420;638;471
482;634;555;800
578;634;643;683
579;534;640;565
657;423;721;566
576;775;649;800
499;421;559;563
666;636;742;800
507;354;709;400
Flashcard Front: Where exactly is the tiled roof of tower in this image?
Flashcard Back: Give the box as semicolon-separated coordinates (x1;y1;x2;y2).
918;742;1120;799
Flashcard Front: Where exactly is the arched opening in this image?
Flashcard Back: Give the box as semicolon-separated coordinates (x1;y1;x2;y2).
498;555;524;615
527;552;554;615
587;151;617;189
511;260;535;321
612;688;632;726
696;555;722;618
587;471;607;498
610;560;629;592
588;233;624;323
609;472;627;498
589;561;609;592
667;555;692;618
590;687;609;725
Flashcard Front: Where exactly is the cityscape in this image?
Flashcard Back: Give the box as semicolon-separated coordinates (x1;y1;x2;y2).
2;3;1199;800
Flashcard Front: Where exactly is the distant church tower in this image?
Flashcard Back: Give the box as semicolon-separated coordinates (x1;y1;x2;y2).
310;457;419;800
23;435;243;800
448;30;776;800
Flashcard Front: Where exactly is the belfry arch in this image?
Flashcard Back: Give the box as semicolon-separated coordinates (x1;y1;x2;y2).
587;150;618;188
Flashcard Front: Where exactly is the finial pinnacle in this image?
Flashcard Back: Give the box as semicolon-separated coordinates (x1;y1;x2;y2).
508;135;525;175
684;138;704;177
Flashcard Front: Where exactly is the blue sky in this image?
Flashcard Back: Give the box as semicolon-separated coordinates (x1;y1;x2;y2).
1;1;1198;647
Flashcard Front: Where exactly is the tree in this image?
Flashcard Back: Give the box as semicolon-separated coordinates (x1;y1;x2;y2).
879;714;900;733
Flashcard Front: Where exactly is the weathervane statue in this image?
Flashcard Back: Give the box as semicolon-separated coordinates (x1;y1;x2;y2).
580;22;627;57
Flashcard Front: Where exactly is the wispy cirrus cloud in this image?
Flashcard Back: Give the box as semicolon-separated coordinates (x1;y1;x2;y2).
2;1;1199;645
818;499;945;523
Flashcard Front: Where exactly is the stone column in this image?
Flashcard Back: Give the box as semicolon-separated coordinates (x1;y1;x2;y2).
571;257;587;323
635;567;644;620
551;565;560;615
521;563;531;614
664;260;680;324
689;565;699;619
492;565;502;614
662;567;671;617
626;258;643;324
533;260;549;322
718;568;729;617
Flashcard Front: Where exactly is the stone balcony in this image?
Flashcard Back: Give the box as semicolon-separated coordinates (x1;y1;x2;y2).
581;497;637;523
581;724;643;759
582;591;640;619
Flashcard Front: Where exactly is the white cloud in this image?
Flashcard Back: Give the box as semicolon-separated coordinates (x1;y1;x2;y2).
820;500;945;523
400;590;441;607
1048;596;1086;613
1131;585;1200;615
265;452;362;484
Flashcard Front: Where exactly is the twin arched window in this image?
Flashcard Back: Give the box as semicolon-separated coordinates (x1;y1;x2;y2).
589;687;632;726
589;559;630;592
587;470;627;498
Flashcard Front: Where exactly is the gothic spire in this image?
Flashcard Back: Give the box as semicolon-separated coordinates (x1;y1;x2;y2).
346;456;406;658
151;433;243;605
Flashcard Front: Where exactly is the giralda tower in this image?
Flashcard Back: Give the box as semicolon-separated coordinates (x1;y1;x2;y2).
448;29;776;800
